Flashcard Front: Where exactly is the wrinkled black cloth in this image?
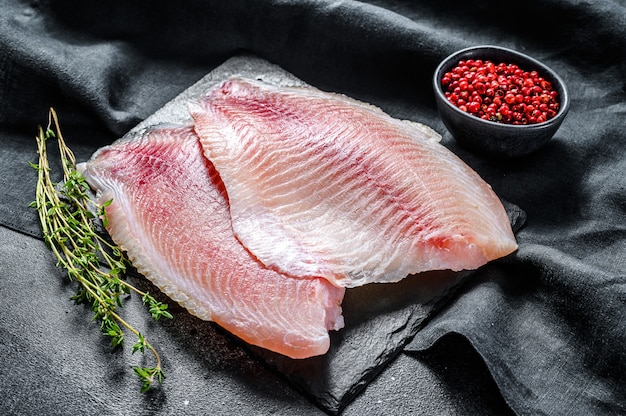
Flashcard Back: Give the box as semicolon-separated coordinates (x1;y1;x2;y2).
1;1;625;415
406;251;626;415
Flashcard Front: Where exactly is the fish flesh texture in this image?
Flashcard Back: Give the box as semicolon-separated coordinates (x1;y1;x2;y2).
78;125;345;359
190;78;518;288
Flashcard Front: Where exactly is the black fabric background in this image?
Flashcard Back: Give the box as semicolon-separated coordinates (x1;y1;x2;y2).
1;0;625;415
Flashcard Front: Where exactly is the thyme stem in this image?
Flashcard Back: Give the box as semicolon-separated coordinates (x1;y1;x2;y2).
31;108;171;392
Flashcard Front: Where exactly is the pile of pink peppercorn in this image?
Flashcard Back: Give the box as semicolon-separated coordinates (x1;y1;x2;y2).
441;59;560;125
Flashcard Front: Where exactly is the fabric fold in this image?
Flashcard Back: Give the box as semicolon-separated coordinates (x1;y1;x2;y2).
405;244;626;416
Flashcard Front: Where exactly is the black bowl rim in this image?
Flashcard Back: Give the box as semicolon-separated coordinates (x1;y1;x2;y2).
433;45;570;130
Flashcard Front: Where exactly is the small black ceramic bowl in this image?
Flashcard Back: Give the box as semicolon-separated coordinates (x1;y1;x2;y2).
433;45;569;158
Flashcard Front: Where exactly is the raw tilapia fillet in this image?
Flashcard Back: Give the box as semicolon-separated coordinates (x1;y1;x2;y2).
190;78;518;288
78;125;345;359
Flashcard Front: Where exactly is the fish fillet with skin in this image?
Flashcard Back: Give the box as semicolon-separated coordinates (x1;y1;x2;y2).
78;124;345;359
190;78;518;288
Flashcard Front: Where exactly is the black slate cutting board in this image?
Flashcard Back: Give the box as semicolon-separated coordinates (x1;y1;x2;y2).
114;54;525;414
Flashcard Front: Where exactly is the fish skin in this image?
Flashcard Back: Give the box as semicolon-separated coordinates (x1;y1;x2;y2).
190;77;518;288
78;124;345;359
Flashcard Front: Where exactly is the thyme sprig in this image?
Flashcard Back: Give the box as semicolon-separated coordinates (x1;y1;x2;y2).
30;108;172;393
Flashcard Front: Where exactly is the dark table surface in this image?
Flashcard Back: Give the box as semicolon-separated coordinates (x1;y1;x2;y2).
1;1;625;415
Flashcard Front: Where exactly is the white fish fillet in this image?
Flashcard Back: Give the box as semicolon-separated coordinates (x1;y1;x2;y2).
190;77;518;288
79;125;345;359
